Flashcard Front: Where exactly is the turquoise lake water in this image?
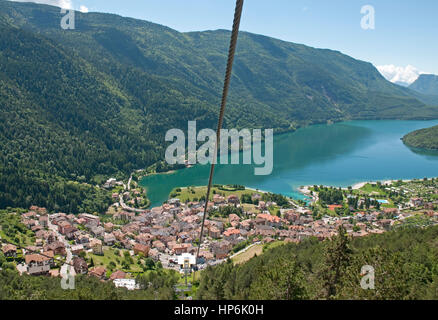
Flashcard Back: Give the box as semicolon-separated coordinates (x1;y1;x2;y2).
140;120;438;207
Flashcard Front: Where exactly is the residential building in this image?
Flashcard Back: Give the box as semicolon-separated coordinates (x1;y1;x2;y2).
71;244;84;256
90;239;103;255
110;270;126;281
2;244;17;258
223;228;241;242
227;195;240;205
38;215;48;228
104;233;116;246
89;266;106;280
91;226;105;238
133;243;150;256
73;257;88;275
211;240;232;259
44;241;66;256
25;254;51;275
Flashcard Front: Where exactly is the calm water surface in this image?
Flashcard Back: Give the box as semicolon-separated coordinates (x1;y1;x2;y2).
140;120;438;207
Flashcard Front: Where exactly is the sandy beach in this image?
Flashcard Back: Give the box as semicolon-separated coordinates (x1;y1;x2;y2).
301;177;438;195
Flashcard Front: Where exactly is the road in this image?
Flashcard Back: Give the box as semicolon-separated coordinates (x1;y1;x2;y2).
127;176;132;191
47;215;75;277
119;195;148;213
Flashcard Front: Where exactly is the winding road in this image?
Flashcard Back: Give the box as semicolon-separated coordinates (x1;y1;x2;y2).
48;215;75;277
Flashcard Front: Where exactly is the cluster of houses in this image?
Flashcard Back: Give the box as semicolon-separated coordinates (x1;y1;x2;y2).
3;207;125;282
4;190;438;281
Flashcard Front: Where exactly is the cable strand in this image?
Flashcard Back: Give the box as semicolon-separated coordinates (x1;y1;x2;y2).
196;0;244;267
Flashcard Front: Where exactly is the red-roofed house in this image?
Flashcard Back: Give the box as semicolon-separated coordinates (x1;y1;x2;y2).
133;243;150;257
227;195;240;205
110;270;127;281
257;214;281;228
328;205;343;212
223;228;241;242
2;244;17;257
89;266;106;280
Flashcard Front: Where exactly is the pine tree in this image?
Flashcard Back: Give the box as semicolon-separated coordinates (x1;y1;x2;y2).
320;226;352;299
250;256;307;300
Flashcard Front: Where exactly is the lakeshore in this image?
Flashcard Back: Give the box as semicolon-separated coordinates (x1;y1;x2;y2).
140;120;438;207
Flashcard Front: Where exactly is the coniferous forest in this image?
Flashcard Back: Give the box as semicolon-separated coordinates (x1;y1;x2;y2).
196;225;438;300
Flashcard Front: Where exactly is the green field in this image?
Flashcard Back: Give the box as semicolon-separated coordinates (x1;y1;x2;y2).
169;185;261;203
231;240;287;265
232;244;264;265
0;211;35;247
355;183;387;196
87;248;143;275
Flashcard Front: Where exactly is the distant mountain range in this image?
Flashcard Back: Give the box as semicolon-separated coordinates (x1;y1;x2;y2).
394;81;410;87
0;0;438;211
410;74;438;96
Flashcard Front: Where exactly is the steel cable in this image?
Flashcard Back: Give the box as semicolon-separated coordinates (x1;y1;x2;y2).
195;0;244;267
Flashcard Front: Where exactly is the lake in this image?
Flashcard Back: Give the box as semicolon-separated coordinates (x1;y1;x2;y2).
140;120;438;207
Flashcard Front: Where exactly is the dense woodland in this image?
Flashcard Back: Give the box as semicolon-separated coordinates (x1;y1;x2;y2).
0;0;438;213
196;225;438;300
0;266;179;300
403;125;438;151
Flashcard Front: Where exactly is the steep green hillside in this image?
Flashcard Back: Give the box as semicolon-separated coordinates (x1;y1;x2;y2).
0;0;437;212
410;74;438;96
403;125;438;150
1;0;436;125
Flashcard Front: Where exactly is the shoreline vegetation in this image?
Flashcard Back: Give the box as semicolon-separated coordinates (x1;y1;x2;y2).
135;159;438;207
136;120;438;207
139;165;438;207
402;124;438;151
168;185;274;205
299;177;438;203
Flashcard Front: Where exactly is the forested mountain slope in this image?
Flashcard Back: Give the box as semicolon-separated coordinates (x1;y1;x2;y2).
0;0;437;212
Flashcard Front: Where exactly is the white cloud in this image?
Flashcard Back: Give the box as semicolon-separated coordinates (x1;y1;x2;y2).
10;0;73;9
79;5;88;13
10;1;89;13
377;64;427;85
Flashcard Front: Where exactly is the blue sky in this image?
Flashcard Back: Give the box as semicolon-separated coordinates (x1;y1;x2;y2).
11;0;438;82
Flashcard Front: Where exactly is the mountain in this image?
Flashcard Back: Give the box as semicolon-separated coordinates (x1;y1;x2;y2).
394;81;410;87
0;0;438;212
402;124;438;150
410;74;438;96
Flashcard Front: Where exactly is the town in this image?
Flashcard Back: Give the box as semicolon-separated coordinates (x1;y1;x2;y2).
1;177;438;291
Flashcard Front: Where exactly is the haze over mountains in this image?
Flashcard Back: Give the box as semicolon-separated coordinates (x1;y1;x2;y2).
0;0;438;212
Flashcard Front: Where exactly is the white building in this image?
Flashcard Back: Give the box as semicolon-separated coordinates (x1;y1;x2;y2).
25;254;51;275
177;253;196;270
113;279;139;290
